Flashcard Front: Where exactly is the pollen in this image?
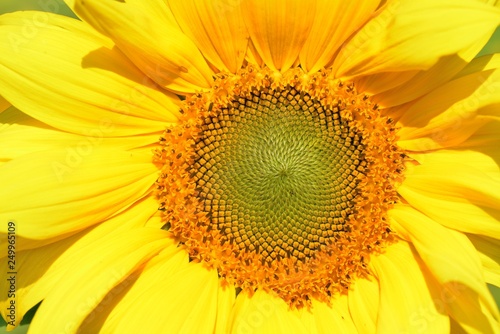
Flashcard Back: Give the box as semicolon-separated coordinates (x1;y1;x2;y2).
154;65;406;308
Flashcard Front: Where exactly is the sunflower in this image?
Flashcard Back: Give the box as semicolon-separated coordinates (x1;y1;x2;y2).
1;0;500;332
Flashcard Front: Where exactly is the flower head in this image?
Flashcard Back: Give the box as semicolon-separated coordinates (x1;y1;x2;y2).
1;0;500;333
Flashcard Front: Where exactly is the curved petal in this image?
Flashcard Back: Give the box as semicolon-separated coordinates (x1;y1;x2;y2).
0;107;160;164
409;147;500;183
241;0;316;72
0;148;158;246
229;290;315;333
27;228;170;333
0;12;180;137
397;59;500;151
333;0;500;79
348;277;379;334
467;234;500;287
215;285;237;334
313;294;358;333
398;156;500;239
96;249;219;333
299;0;380;73
390;205;500;333
369;240;450;333
369;38;490;107
73;0;214;94
167;0;248;73
0;96;9;113
0;196;158;328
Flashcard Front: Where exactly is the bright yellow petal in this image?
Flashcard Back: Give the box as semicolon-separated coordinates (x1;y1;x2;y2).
459;118;500;150
390;205;500;333
468;234;500;287
333;0;500;79
241;0;316;72
0;149;158;247
73;0;214;94
369;240;450;333
215;285;236;334
167;0;248;73
299;0;380;73
98;249;219;333
229;290;316;333
369;38;490;107
348;277;379;334
312;294;358;333
26;228;169;333
0;107;160;164
0;12;180;137
399;156;500;239
397;57;500;151
409;148;500;183
0;196;158;328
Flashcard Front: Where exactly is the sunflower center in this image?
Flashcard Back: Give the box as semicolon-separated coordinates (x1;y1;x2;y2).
154;66;406;308
194;88;364;262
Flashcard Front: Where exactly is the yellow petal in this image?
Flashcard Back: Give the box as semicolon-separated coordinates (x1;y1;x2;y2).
0;149;158;245
0;12;180;137
459;118;500;151
409;148;500;183
390;205;500;333
399;156;500;239
245;39;265;68
0;107;159;164
397;59;500;151
167;0;248;73
369;240;450;333
73;0;214;93
348;277;379;333
300;0;380;73
371;38;490;107
26;228;169;333
0;196;158;328
229;290;315;333
467;234;500;287
454;52;500;79
0;96;9;113
98;249;219;333
333;0;500;79
241;0;316;72
215;285;236;334
313;294;358;333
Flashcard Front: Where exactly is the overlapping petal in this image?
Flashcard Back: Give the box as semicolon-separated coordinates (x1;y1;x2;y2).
467;234;500;287
399;155;500;238
27;228;169;333
333;0;500;79
348;277;379;333
390;205;500;333
0;149;158;248
167;0;248;73
229;290;316;333
0;196;158;327
397;54;500;151
91;248;219;333
241;0;316;72
370;240;450;333
0;107;159;164
299;0;380;73
0;12;180;137
72;0;214;93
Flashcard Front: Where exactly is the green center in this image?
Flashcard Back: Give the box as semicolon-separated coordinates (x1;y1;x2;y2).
193;87;366;261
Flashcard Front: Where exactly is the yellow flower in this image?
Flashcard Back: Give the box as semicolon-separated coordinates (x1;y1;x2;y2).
1;0;500;332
